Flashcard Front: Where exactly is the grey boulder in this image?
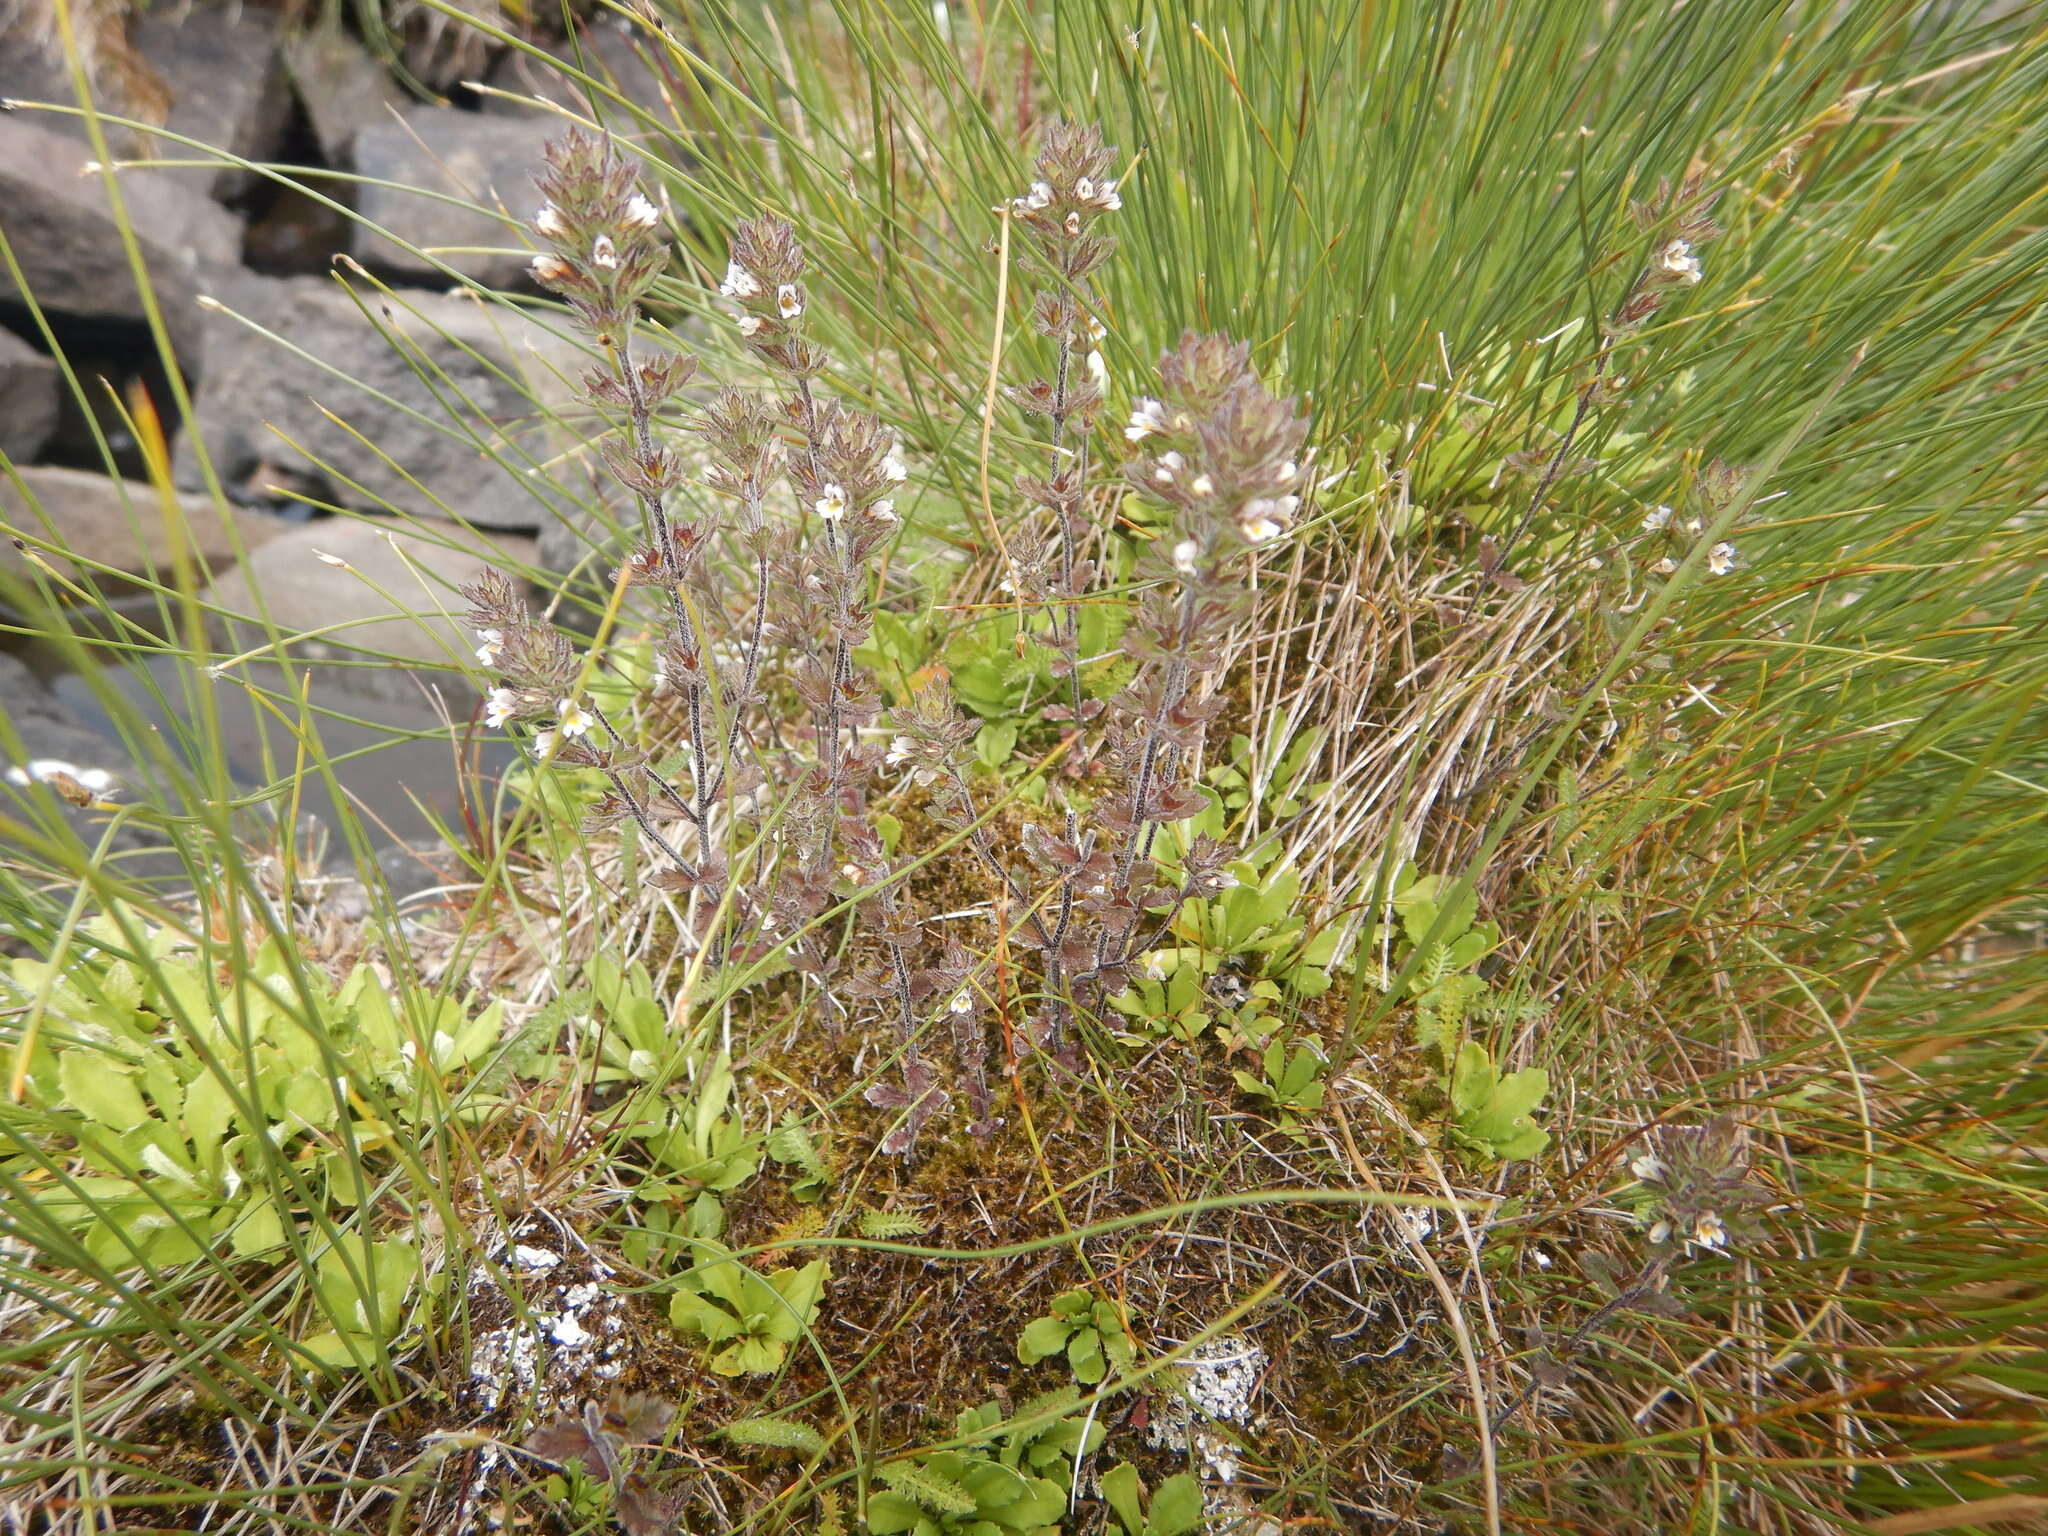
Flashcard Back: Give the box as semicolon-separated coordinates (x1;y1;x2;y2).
0;118;239;373
483;20;674;121
0;6;290;203
201;515;537;678
173;269;588;532
0;465;287;589
351;106;559;288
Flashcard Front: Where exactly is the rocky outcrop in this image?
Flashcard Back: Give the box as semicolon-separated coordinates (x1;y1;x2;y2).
0;7;290;202
0;118;232;373
0;466;286;589
483;20;672;120
281;26;409;169
202;515;536;677
351;106;560;288
173;269;586;531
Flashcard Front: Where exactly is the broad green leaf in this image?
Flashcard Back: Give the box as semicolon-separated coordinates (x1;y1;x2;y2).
1148;1473;1205;1536
1017;1314;1072;1362
763;1258;829;1341
1067;1327;1105;1383
227;1198;288;1258
182;1069;239;1154
1100;1463;1145;1534
57;1054;150;1131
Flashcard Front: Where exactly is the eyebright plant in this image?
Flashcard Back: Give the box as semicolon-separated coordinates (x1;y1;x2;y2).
473;124;1311;1158
1627;1115;1773;1258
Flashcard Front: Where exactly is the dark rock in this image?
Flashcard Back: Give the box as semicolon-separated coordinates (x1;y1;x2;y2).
350;106;558;288
173;268;584;531
0;117;236;374
129;5;293;204
0;465;288;588
1;6;290;206
483;20;673;120
0;328;61;463
281;26;410;169
201;515;538;680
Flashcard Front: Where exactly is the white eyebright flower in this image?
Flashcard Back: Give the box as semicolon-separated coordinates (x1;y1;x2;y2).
776;283;803;319
1708;541;1738;576
475;627;504;667
815;483;848;521
556;698;594;737
484;687;519;728
622;193;660;229
531;729;556;757
737;314;764;337
591;234;618;270
530;254;573;285
1659;238;1703;285
1172;539;1200;575
882;452;909;482
1125;397;1170;442
1631;1153;1666;1182
947;991;973;1015
534;204;568;239
870;498;898;524
719;261;762;299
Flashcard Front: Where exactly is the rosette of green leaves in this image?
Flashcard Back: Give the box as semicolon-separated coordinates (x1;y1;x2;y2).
668;1244;829;1375
1448;1041;1550;1163
1167;847;1343;998
10;920;498;1271
1016;1287;1135;1386
864;1399;1091;1536
628;1051;762;1195
1232;1037;1329;1130
1100;1464;1204;1536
